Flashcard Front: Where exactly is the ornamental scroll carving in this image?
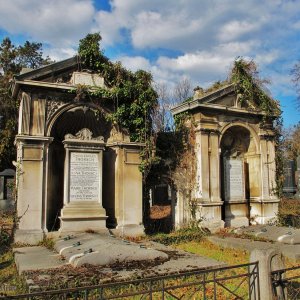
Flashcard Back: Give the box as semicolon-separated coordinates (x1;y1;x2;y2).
64;128;104;142
46;98;66;123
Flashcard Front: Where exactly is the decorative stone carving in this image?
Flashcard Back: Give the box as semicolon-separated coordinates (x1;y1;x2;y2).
46;98;66;122
64;128;104;141
107;125;130;142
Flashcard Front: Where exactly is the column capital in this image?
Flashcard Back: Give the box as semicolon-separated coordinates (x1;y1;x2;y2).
196;128;220;135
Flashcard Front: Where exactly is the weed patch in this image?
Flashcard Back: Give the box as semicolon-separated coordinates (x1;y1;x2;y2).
150;227;208;245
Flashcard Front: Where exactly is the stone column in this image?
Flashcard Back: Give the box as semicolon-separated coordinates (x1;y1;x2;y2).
259;136;271;200
194;128;224;232
209;131;221;202
250;249;285;300
14;135;53;244
257;134;279;224
110;142;144;237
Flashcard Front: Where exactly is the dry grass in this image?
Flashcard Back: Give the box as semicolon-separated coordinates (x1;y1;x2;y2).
176;238;249;265
0;211;26;296
149;205;171;219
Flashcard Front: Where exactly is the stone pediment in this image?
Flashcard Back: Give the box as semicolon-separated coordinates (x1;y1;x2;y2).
13;55;106;92
193;84;248;109
16;56;79;82
171;83;278;117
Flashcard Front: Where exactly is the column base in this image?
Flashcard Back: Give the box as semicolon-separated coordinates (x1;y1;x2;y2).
225;216;249;227
60;201;107;232
14;229;44;245
202;220;225;233
116;224;145;237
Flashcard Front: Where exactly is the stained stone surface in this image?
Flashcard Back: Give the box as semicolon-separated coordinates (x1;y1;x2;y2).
14;232;222;276
234;225;300;245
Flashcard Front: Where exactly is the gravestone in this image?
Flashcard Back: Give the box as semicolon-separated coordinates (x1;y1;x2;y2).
283;160;296;196
223;158;249;227
60;128;107;232
0;169;15;211
224;159;245;201
295;156;300;199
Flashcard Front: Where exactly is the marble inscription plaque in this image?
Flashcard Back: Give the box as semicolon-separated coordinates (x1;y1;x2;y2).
224;159;244;200
70;152;99;201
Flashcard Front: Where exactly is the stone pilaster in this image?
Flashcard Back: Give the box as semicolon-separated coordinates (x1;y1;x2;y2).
109;142;144;237
14;135;53;244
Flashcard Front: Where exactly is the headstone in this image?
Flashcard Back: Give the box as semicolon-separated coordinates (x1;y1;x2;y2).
69;152;100;201
295;156;300;199
283;160;296;195
224;158;245;200
60;128;107;232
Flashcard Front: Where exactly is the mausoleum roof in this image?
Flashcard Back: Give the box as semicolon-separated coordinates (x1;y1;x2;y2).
171;83;279;117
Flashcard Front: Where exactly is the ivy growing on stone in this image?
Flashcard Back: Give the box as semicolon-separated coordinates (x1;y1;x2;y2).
77;33;158;174
230;58;280;117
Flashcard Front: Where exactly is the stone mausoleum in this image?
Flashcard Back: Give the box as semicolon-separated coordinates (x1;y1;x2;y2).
171;84;279;231
12;56;144;244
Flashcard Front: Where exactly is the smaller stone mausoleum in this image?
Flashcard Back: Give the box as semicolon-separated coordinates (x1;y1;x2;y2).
12;57;144;243
171;84;279;231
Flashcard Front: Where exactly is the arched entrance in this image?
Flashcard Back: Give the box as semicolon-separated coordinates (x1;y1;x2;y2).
220;125;258;227
46;104;112;231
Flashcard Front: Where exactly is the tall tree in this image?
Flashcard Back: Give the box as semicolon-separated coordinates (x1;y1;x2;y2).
0;37;19;74
0;37;50;170
17;41;51;69
173;77;193;103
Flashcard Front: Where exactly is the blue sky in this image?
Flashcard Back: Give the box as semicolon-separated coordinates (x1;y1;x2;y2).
0;0;299;127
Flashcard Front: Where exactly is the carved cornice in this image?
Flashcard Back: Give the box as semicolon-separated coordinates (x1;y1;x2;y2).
198;128;220;135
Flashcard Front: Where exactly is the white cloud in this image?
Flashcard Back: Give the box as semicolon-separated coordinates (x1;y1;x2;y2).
0;0;95;46
218;20;262;42
117;56;151;71
0;0;299;122
43;47;77;62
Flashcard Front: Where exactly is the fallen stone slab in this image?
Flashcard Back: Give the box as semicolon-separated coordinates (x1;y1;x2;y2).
235;225;300;245
54;232;168;267
14;233;224;291
13;246;65;275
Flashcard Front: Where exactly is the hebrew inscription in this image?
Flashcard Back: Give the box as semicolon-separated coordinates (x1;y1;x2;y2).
69;152;99;201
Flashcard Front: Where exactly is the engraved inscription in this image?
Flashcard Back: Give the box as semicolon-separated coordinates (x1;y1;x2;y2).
69;152;99;201
224;159;244;200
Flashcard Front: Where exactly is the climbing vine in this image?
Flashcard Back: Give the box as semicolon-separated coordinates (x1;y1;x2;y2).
230;58;280;116
77;33;158;175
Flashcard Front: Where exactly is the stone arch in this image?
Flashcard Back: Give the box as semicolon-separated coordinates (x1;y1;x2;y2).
46;102;111;137
220;122;259;154
45;102;113;231
219;124;261;227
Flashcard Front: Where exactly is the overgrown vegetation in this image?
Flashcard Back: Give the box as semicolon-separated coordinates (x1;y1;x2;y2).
230;58;280;115
77;33;158;176
150;227;208;245
282;122;300;161
276;198;300;228
230;58;284;196
0;211;26;296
